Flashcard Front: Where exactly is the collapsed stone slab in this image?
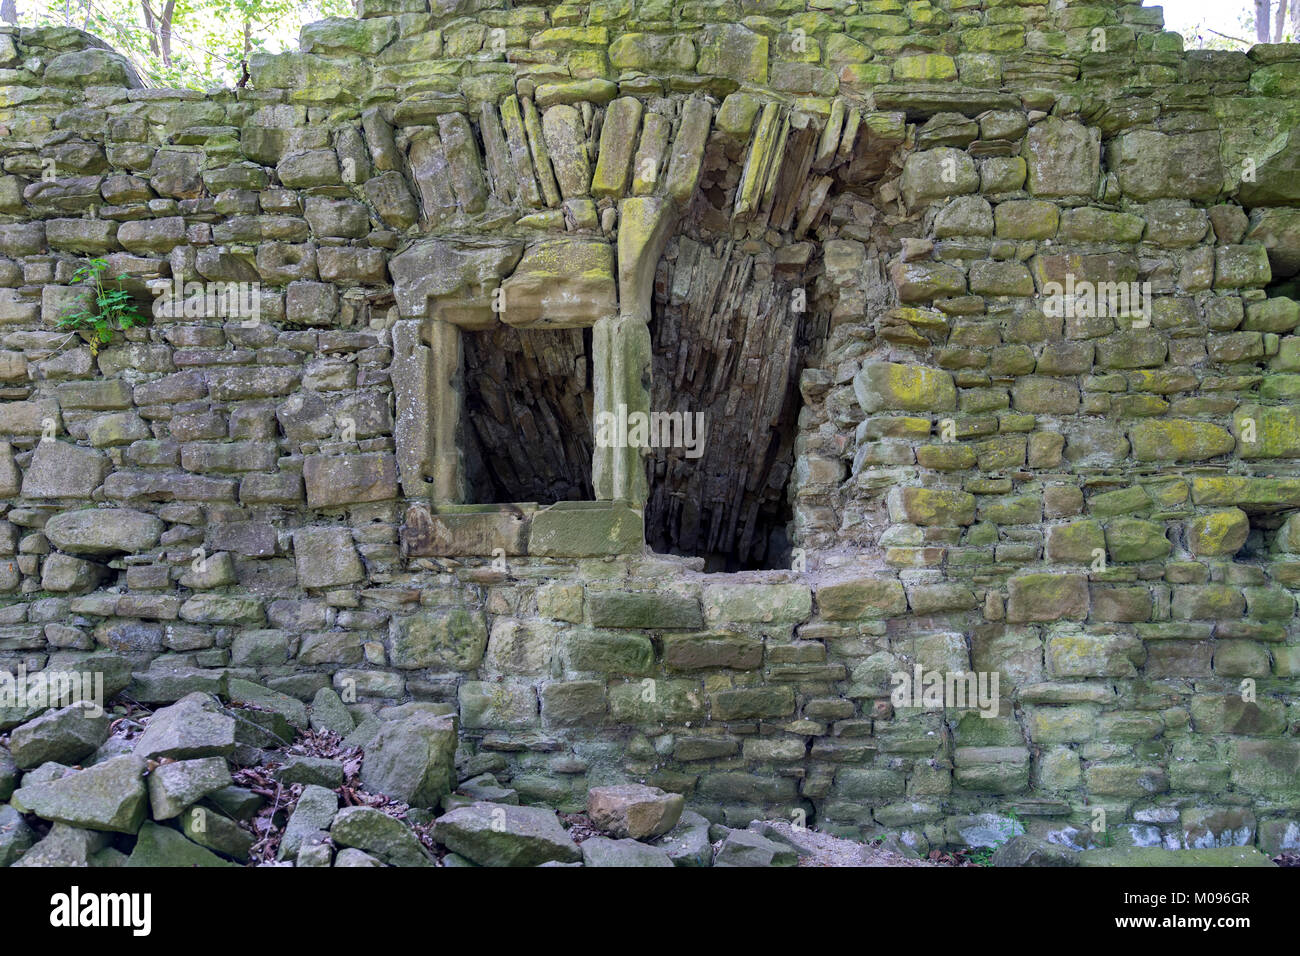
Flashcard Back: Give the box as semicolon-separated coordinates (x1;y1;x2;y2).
12;755;148;834
433;803;581;866
586;784;685;840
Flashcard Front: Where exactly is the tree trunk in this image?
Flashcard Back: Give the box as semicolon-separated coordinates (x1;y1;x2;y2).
140;1;159;56
1257;0;1272;42
159;0;174;66
1275;0;1289;41
138;0;174;64
0;0;17;25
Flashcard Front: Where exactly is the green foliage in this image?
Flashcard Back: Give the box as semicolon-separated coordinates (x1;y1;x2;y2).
963;810;1023;868
19;0;352;89
56;258;147;354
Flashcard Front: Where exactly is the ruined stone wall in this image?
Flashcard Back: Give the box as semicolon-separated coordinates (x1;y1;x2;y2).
3;0;1300;855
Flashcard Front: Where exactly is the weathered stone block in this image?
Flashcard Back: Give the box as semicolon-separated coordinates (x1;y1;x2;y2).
302;453;396;509
887;487;976;526
528;501;643;557
661;628;763;671
854;361;956;413
1006;574;1088;623
292;527;364;589
390;607;488;670
588;589;702;629
817;577;907;619
498;239;616;329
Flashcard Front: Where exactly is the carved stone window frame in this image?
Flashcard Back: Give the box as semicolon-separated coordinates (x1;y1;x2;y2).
394;196;679;560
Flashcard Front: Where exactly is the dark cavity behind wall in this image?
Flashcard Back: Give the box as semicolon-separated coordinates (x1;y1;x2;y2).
647;236;820;571
462;325;595;505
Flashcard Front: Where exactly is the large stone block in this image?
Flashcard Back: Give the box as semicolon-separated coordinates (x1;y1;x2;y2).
302;453;397;508
359;711;457;808
564;627;655;675
43;508;163;556
528;501;643;557
498;239;616;329
887;487;976;526
696;22;767;85
1046;630;1143;678
588;589;702;629
292;527;365;588
703;583;811;624
817;577;907;619
13;755;147;833
1109;130;1222;202
854;361;956;413
433;803;580;866
21;442;109;499
1185;509;1249;556
45;48;141;87
586;784;684;840
1006;574;1089;623
401;505;528;557
1234;404;1300;458
1128;420;1234;462
900;148;978;209
389;607;488;670
1022;118;1099;198
9;702;111;769
457;681;537;729
483;619;557;676
661;628;763;671
541;681;607;727
389;239;523;327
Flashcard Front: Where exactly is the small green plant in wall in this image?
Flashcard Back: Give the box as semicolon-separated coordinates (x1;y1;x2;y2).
963;810;1024;867
55;258;147;356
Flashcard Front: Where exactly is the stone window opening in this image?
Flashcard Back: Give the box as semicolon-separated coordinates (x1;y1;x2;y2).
644;238;813;572
389;96;862;568
391;203;676;562
460;325;596;506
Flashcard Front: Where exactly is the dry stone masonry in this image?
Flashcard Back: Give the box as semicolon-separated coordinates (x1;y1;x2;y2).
1;0;1299;864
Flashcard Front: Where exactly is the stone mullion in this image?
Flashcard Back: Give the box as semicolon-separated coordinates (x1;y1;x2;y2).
425;317;466;505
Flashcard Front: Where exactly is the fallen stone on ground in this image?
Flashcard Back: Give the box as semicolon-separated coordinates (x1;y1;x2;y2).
279;784;339;861
0;805;35;866
12;755;148;833
359;710;456;807
128;820;238;867
330;806;435;867
656;810;713;866
147;756;232;820
9;703;111;769
433;803;582;867
991;835;1079;867
714;828;799;867
581;836;674;867
586;783;685;840
11;824;109;867
133;693;236;761
334;848;384;867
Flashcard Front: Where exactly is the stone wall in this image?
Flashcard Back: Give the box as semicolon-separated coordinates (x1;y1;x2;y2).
2;0;1300;855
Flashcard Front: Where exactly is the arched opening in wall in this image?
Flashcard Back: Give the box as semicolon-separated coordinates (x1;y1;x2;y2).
1250;207;1300;302
645;238;821;571
1243;511;1285;560
460;325;595;505
640;103;900;571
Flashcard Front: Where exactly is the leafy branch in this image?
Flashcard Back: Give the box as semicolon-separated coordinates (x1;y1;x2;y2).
55;258;148;356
